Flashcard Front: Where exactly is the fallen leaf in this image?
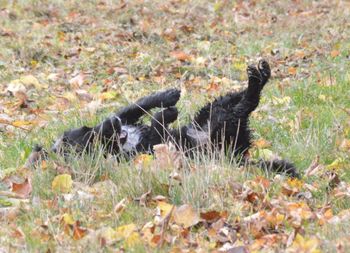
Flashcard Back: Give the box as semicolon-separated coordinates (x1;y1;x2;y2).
73;221;87;240
6;81;26;95
288;67;297;75
157;201;174;218
331;50;340;57
305;156;323;176
134;154;153;170
339;139;350;151
287;234;320;253
61;213;75;225
153;143;183;170
12;178;32;198
254;138;272;149
20;75;46;89
125;231;141;248
173;204;200;228
170;51;192;61
115;223;142;247
69;73;85;87
281;178;303;196
99;91;119;101
327;158;346;170
200;210;224;223
135;190;152;207
52;174;73;193
113;198;127;214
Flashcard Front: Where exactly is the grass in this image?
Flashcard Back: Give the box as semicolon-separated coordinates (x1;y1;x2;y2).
0;0;350;252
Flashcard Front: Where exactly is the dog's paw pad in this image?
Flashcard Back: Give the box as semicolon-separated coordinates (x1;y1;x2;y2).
163;89;181;107
258;59;271;79
247;65;262;82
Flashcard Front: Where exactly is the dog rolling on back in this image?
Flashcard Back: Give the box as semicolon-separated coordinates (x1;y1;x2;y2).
51;89;180;157
51;60;299;177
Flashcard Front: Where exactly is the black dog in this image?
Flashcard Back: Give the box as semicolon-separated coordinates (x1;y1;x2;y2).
52;60;299;177
167;60;299;177
51;89;180;156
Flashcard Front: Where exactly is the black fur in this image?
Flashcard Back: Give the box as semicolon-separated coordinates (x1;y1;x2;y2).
166;59;299;177
52;89;180;156
52;60;299;177
168;60;270;155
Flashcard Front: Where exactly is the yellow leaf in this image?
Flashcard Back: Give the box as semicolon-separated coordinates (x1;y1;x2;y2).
288;234;320;253
287;178;304;189
115;223;137;239
30;60;38;67
327;158;346;170
173;204;200;228
62;213;75;225
12;121;33;127
134;154;153;169
271;96;291;106
99;91;119;101
20;75;46;89
52;174;73;193
62;92;77;102
125;232;141;248
157;201;174;218
232;60;246;72
99;227;118;245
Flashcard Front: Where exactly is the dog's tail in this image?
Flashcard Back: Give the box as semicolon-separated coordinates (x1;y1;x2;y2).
255;158;300;178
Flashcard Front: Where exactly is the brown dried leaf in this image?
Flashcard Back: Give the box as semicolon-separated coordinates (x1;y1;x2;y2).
200;210;223;223
69;73;85;87
305;155;323;176
170;51;192;62
113;198;127;214
12;178;32;198
173;204;200;228
73;221;87;240
135;190;152;207
288;66;297;75
253;138;272;149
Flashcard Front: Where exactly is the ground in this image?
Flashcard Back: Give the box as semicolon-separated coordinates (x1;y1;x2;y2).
0;0;350;252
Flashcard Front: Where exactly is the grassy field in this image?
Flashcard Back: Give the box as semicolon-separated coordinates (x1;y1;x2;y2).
0;0;349;252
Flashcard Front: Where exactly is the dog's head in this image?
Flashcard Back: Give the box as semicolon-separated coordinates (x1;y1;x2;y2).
52;116;128;156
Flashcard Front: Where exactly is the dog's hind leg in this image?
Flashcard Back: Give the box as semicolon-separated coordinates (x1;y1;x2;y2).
193;60;270;127
231;65;264;118
116;88;181;124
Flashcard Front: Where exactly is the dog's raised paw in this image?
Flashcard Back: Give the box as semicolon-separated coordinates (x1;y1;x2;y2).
258;59;271;81
162;89;181;107
247;65;262;84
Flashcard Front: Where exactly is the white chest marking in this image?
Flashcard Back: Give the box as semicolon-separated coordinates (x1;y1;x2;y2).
121;125;141;152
